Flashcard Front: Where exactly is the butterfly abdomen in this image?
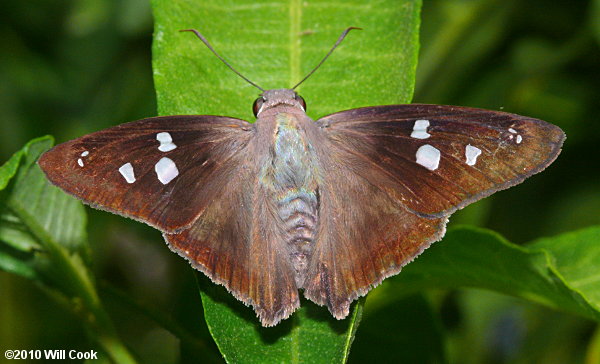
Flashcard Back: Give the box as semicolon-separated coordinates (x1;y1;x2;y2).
264;113;321;286
277;189;318;286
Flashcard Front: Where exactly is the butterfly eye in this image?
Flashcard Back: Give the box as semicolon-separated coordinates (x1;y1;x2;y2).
295;94;307;112
252;97;264;117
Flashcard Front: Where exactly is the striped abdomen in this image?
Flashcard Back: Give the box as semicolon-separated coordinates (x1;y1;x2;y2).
269;113;320;286
277;189;319;286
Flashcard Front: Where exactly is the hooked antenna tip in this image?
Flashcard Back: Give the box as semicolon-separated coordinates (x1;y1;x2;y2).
291;27;362;90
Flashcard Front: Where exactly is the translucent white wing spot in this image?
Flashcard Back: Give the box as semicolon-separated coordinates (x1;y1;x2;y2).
119;163;136;183
78;150;90;167
465;145;482;166
411;119;431;139
155;157;179;185
416;144;441;171
507;128;523;144
157;132;177;152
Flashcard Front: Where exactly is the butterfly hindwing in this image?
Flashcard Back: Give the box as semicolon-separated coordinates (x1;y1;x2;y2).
302;153;447;318
316;104;565;218
164;131;300;327
38;115;253;233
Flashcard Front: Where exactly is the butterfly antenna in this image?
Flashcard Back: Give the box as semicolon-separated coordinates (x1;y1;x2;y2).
180;29;265;92
291;27;361;90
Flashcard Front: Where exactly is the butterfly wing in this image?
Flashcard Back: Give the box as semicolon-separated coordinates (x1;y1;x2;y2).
302;104;564;318
302;164;448;319
39;115;253;233
41;115;299;326
316;104;565;218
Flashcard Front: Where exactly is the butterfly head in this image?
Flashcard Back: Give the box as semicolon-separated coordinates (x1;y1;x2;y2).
253;89;307;117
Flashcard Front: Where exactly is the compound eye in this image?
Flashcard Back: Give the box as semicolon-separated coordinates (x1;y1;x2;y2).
295;94;307;112
252;97;264;117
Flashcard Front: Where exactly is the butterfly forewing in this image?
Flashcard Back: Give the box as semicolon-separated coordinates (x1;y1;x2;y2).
39;115;253;232
317;104;565;218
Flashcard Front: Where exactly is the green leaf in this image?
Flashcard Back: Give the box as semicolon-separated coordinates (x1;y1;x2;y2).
3;137;88;254
152;0;421;120
0;136;91;291
0;135;91;304
0;243;38;279
529;226;600;309
0;137;137;364
152;0;422;361
0;143;25;190
0;209;40;252
389;226;600;322
198;273;363;363
0;136;78;279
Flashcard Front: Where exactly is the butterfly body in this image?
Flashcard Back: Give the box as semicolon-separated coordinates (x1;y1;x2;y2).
39;86;564;326
249;89;323;287
264;118;320;286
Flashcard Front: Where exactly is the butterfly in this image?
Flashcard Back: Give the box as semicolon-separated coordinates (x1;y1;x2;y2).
38;28;565;327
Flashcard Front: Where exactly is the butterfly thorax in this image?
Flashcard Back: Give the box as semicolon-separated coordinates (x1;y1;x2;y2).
257;108;320;287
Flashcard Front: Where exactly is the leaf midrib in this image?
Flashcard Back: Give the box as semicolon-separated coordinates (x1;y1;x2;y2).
290;0;301;87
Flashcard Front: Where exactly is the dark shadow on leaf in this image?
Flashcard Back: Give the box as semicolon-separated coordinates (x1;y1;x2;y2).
302;295;355;334
195;271;295;343
195;272;359;343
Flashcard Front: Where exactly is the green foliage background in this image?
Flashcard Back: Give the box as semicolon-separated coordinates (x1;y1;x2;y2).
0;0;599;363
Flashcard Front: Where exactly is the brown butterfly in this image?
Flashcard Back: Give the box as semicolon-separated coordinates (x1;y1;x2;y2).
38;28;565;326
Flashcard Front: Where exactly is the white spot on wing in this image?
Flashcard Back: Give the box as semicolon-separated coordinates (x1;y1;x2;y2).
465;145;482;166
411;119;431;139
507;128;523;143
119;163;136;183
78;150;90;167
416;144;440;171
157;132;177;152
155;157;179;185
